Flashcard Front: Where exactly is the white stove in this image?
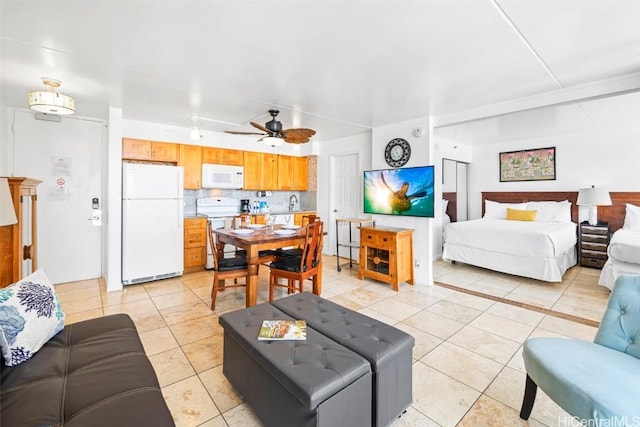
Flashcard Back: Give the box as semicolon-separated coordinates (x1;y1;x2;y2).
196;197;240;217
196;197;240;269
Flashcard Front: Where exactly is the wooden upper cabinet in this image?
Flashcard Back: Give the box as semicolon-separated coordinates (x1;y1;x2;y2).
263;153;278;190
151;141;178;162
278;155;308;191
292;156;308;191
122;138;151;160
243;151;263;190
202;147;243;166
178;145;203;189
243;151;278;190
122;138;177;162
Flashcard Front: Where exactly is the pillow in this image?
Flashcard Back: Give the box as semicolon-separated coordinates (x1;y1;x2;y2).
0;269;65;366
527;200;572;222
506;208;538;221
623;203;640;231
442;199;449;215
484;200;528;219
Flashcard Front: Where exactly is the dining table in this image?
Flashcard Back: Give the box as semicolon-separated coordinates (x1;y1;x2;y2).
212;224;323;307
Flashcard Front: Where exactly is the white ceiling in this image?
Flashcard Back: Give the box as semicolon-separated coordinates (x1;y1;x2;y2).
2;0;640;144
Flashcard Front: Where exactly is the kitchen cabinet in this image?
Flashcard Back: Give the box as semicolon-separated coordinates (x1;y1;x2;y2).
178;144;203;189
358;226;414;291
277;155;308;191
184;217;208;272
243;151;278;190
0;177;41;287
122;138;178;162
202;147;243;166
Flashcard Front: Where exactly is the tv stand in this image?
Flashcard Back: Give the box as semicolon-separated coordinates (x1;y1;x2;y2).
358;226;414;291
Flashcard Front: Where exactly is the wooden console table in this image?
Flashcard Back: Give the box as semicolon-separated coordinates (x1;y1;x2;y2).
358;226;414;291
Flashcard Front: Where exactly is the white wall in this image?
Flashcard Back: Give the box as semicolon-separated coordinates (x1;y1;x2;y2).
371;117;433;285
432;137;473;258
468;127;640;220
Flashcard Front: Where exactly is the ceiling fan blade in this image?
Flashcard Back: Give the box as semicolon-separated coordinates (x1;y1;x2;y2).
250;121;270;133
282;128;316;144
224;130;267;136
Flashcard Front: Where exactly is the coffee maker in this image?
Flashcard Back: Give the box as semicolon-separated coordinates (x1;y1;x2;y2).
240;199;251;213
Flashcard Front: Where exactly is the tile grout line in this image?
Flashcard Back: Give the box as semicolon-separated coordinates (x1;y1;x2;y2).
433;281;599;328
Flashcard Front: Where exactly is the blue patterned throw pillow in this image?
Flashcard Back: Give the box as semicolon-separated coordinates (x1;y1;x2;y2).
0;269;65;366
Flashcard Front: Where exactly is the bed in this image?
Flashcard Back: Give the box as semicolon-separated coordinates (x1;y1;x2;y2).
442;191;579;282
597;193;640;290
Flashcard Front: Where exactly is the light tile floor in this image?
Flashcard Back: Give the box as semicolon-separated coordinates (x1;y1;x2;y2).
55;257;611;427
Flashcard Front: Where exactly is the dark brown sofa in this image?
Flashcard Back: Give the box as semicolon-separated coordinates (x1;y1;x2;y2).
0;314;175;426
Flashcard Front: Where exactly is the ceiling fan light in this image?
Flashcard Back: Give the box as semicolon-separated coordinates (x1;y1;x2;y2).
28;78;75;115
263;136;283;147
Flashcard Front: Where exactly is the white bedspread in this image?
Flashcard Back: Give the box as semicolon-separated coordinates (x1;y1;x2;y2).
443;218;577;257
608;229;640;264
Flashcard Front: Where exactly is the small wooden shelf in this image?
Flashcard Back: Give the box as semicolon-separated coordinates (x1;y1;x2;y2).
336;218;374;271
358;226;414;291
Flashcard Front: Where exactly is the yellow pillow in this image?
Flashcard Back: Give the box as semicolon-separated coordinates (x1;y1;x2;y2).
506;208;537;221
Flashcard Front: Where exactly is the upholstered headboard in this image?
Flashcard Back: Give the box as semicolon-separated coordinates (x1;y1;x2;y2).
481;191;579;224
598;192;640;233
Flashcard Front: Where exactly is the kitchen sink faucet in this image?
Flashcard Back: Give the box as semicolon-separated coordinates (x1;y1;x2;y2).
289;194;298;211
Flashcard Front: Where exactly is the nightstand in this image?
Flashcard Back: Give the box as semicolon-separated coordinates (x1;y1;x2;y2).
579;222;610;269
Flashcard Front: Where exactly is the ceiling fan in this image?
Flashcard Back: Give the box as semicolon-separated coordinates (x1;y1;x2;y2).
224;109;316;144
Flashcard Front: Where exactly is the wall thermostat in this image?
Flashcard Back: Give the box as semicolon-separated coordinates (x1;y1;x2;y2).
413;127;424;138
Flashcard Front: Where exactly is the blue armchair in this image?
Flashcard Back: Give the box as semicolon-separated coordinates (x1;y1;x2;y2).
520;274;640;424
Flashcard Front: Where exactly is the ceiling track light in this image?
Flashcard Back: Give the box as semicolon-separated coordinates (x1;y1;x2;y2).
28;78;75;115
190;116;202;140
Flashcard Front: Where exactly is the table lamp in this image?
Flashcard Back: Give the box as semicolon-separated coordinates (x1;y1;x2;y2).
0;178;17;226
577;185;612;226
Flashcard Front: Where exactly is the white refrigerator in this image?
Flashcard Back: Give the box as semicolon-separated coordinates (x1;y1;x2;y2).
122;163;184;285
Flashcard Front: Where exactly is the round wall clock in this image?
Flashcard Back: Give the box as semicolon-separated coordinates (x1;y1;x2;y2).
384;138;411;167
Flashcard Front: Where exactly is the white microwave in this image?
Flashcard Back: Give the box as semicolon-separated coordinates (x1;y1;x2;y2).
201;164;244;189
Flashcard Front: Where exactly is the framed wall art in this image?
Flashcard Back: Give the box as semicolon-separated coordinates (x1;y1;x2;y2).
499;147;556;182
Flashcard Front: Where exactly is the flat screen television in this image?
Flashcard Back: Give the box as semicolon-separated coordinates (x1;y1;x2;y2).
363;165;435;217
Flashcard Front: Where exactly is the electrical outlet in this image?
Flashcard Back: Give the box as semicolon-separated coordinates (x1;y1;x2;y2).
414;259;421;268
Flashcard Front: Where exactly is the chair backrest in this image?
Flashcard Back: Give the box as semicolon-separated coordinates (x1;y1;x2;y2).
299;220;323;272
594;274;640;359
301;214;319;228
207;221;222;271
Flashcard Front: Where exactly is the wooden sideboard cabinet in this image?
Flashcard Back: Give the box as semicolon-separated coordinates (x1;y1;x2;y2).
0;177;42;288
358;226;414;291
184;217;208;272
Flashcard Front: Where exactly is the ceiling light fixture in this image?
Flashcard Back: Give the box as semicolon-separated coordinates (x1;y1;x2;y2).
28;78;75;115
263;136;283;148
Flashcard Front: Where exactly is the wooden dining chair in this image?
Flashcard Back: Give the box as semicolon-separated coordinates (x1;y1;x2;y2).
277;215;321;258
208;221;249;310
268;220;324;302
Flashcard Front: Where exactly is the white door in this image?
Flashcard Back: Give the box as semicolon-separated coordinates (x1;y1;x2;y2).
331;153;360;258
12;110;103;284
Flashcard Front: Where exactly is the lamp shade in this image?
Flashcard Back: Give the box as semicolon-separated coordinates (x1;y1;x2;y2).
263;136;283;147
0;178;17;226
577;186;612;206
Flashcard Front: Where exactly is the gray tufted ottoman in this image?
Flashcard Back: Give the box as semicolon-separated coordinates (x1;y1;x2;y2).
273;292;414;427
219;302;373;427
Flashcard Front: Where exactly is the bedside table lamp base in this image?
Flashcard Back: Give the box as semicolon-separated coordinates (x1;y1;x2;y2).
588;206;598;226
